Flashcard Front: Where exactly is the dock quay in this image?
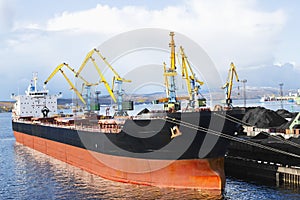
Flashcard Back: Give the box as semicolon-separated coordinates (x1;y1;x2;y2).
277;166;300;186
225;106;300;187
225;156;300;187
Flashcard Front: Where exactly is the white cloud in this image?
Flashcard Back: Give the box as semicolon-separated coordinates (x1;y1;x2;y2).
274;61;297;68
0;0;292;99
40;0;286;69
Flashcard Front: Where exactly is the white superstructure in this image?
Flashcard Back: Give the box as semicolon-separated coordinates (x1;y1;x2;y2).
12;73;62;118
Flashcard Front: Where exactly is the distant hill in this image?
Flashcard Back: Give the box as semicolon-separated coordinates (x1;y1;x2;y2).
55;87;286;106
0;101;14;112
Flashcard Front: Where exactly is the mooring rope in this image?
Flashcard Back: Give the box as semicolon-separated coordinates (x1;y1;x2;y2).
213;112;252;127
213;112;300;149
161;116;300;159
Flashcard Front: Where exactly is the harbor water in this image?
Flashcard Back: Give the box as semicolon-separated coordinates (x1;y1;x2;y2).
1;99;300;199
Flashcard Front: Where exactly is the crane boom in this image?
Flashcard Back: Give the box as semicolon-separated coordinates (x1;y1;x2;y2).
44;63;93;86
161;32;181;111
156;32;206;109
76;48;133;115
44;63;65;85
44;63;86;104
77;48;131;83
94;48;132;115
76;49;117;102
222;62;239;107
179;46;204;108
59;69;86;104
90;57;117;102
163;62;170;97
170;32;176;71
76;50;95;77
94;49;122;81
94;48;131;98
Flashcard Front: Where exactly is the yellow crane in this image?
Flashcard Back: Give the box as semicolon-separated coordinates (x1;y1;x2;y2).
159;33;205;110
163;62;170;98
93;49;131;89
163;32;180;111
76;48;116;103
44;62;97;105
76;48;131;115
222;62;239;107
179;46;205;108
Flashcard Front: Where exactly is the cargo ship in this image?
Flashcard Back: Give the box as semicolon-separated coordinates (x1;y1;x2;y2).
12;32;244;191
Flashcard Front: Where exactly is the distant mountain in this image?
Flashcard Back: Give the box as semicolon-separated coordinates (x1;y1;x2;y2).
57;86;298;106
238;62;300;89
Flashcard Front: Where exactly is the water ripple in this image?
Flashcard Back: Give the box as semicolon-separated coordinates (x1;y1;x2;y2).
1;112;300;199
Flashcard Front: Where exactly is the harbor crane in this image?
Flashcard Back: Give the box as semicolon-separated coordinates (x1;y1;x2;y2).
77;49;116;103
163;32;181;111
163;62;170;98
160;33;205;110
179;46;205;109
44;63;98;110
222;62;239;107
76;48;131;115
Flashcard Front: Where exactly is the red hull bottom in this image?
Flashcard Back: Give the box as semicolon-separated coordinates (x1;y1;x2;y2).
14;131;225;191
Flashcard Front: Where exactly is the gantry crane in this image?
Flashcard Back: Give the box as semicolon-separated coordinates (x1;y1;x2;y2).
44;63;98;110
76;48;131;115
179;46;205;109
222;62;239;107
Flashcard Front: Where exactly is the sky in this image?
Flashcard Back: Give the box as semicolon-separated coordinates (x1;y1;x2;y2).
1;0;300;100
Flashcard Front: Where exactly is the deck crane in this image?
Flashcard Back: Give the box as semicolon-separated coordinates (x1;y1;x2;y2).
179;46;205;109
163;32;180;111
76;48;131;116
222;62;239;107
44;63;93;106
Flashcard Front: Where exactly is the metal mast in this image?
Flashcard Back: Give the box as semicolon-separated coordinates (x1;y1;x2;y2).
163;32;180;111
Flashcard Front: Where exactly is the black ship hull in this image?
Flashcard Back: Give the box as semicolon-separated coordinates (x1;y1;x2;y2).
13;109;244;190
13;110;243;160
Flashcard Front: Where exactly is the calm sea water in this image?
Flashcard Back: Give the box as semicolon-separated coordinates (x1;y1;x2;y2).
1;100;300;199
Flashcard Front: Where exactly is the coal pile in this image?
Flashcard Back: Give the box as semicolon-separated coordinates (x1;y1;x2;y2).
276;109;297;118
289;136;300;145
242;107;287;128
